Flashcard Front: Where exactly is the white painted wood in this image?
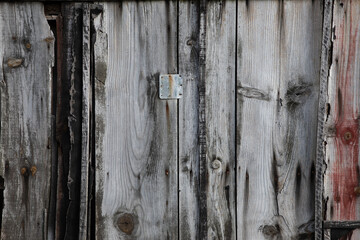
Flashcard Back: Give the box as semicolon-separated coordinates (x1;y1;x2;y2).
205;1;236;239
0;3;54;239
236;1;322;239
94;2;178;239
178;1;200;240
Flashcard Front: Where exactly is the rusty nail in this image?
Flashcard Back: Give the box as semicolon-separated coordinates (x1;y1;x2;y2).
25;43;31;49
212;159;221;169
30;166;37;176
117;213;134;235
344;131;352;141
355;187;360;196
20;167;27;176
165;169;169;176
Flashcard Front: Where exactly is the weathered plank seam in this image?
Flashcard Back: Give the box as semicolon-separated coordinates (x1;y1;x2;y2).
315;0;334;239
198;0;207;239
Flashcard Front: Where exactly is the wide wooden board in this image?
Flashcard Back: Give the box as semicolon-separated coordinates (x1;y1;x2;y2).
323;2;360;239
94;2;178;239
236;1;322;239
0;3;53;239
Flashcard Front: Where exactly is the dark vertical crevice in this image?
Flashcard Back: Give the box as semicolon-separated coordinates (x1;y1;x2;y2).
45;9;60;238
198;0;207;239
89;6;102;240
54;4;83;239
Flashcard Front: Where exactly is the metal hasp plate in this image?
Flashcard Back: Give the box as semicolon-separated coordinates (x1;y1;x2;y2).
159;74;183;99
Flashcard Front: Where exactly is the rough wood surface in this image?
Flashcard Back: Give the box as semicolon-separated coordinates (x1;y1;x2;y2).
0;3;53;239
178;1;200;240
323;0;360;234
236;1;322;239
94;2;178;239
79;3;91;240
315;0;334;239
205;1;236;239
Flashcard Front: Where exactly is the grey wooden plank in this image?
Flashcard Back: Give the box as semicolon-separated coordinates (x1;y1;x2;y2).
236;1;322;239
94;2;178;239
178;1;200;239
205;1;236;239
0;3;54;239
315;0;333;239
79;3;91;240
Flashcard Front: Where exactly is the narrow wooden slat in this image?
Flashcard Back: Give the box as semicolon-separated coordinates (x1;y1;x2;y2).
94;2;178;239
79;3;91;240
0;3;53;239
205;1;236;239
315;0;334;239
236;1;322;239
323;1;360;235
178;1;200;239
324;221;360;229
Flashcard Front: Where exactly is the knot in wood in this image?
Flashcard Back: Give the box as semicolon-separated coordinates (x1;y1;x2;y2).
212;159;221;169
354;187;360;196
30;166;37;176
20;167;28;176
344;131;352;141
7;58;23;68
117;213;134;235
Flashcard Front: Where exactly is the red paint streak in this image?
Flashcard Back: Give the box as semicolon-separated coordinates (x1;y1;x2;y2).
331;1;360;221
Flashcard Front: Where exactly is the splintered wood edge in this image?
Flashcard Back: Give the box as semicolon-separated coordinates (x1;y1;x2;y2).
315;0;334;239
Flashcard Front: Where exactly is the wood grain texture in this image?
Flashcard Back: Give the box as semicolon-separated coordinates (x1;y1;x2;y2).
79;3;91;240
205;1;236;239
94;2;178;239
0;3;53;239
236;1;322;239
323;0;360;231
178;1;200;240
315;0;334;239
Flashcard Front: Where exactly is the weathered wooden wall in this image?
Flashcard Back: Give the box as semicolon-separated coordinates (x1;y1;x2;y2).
94;1;323;239
0;1;360;239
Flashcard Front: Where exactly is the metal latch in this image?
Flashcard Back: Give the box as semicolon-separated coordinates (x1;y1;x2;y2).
159;74;183;99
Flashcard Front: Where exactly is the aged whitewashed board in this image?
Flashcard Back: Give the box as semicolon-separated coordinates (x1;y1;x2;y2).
205;1;236;239
94;2;178;239
0;3;53;239
178;1;200;240
236;1;322;239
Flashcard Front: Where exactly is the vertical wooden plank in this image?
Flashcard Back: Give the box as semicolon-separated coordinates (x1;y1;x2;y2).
316;0;334;239
94;2;178;239
79;3;91;240
178;1;200;239
236;1;322;239
205;1;236;239
54;4;84;239
0;3;54;239
323;2;360;239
